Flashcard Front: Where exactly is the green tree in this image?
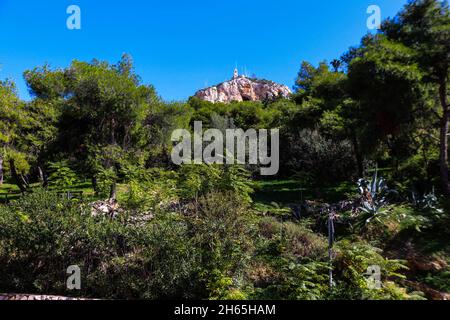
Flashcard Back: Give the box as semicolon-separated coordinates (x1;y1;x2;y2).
143;101;192;168
25;54;160;198
0;80;30;192
346;35;426;176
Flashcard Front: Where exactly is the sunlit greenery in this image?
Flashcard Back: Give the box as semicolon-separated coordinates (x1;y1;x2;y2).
0;0;449;300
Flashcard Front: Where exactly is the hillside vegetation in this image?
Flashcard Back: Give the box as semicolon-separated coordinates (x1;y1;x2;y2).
0;0;449;300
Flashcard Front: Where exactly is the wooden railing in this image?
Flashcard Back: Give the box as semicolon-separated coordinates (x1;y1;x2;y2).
56;191;84;200
0;191;20;204
0;190;84;203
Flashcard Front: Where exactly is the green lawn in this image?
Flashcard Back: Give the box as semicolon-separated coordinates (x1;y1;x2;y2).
0;181;134;204
0;183;22;203
0;181;97;204
1;178;357;206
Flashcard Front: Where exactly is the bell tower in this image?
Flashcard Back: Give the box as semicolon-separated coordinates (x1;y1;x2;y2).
233;67;239;79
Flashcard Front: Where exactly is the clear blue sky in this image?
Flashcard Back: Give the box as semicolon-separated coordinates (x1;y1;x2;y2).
0;0;407;102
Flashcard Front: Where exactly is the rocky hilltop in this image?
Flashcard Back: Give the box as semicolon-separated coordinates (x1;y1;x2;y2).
194;69;291;103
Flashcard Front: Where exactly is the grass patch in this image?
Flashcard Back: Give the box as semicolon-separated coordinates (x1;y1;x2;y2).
252;179;356;205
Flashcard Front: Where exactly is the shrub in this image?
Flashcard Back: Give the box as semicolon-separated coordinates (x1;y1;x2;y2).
362;204;437;247
188;192;256;299
251;258;330;300
177;164;253;203
48;161;79;188
257;216;327;260
177;164;221;201
120;168;179;213
0;189;261;299
251;217;330;300
331;239;417;300
284;129;357;184
0;189;200;299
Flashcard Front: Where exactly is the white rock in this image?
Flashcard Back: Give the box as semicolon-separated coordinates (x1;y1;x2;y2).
195;75;291;103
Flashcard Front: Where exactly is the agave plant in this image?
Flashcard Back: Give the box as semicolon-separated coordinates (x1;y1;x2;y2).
411;187;443;214
357;168;394;224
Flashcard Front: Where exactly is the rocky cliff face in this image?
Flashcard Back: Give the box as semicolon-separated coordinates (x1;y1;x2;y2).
194;75;291;103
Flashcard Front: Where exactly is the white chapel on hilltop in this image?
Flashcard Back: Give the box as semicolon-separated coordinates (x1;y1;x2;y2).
233;68;239;79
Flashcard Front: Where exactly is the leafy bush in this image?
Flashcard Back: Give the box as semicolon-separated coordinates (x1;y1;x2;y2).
119;167;179;212
362;205;424;245
48;161;79;188
177;164;253;203
257;217;327;260
251;258;330;300
177;164;221;201
250;217;330;300
0;189;260;299
419;268;450;292
331;239;418;300
0;188;439;300
188;192;255;299
284;129;357;184
95;166;117;197
0;189;200;298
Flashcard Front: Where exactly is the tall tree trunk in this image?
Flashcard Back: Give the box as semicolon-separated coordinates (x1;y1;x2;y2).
351;133;364;177
9;159;26;194
92;176;98;196
110;118;116;145
108;115;117;200
0;155;3;185
20;174;29;188
439;78;450;196
38;166;44;183
38;165;49;188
